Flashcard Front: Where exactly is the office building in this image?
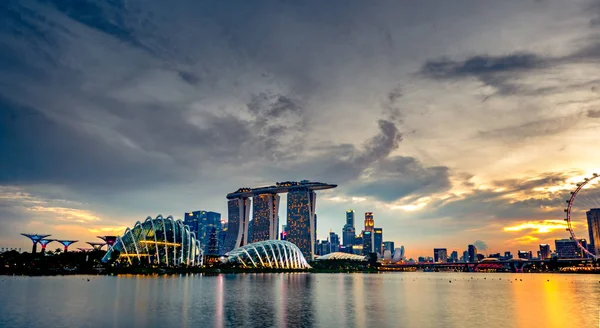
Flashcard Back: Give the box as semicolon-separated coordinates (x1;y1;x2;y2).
587;209;600;255
468;244;478;263
250;193;280;243
343;210;356;246
184;211;222;253
449;250;458;262
362;231;373;255
329;231;340;253
383;241;395;255
555;238;585;258
433;248;448;263
374;228;383;255
461;250;469;263
364;212;374;232
539;244;551;259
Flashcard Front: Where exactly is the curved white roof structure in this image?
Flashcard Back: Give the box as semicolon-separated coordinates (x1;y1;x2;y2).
315;252;366;261
226;240;310;269
102;215;203;267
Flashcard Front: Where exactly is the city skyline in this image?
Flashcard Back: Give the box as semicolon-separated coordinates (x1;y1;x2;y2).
2;1;600;259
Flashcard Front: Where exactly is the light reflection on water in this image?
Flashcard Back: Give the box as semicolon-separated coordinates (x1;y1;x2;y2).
0;272;598;328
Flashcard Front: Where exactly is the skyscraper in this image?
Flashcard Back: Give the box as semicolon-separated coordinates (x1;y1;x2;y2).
183;211;222;253
468;244;478;263
587;208;600;255
346;210;355;227
383;241;395;254
433;248;448;263
286;189;317;260
342;210;356;246
250;193;280;243
362;231;373;255
329;231;340;253
539;244;551;259
364;212;374;232
374;228;383;255
449;250;458;262
223;198;251;253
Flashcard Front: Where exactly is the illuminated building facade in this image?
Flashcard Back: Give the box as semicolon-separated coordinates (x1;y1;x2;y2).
251;193;280;243
555;238;587;258
183;211;222;253
225;181;337;260
223;198;251;253
364;212;374;232
374;228;383;255
102;215;203;267
587;208;600;255
287;189;317;260
433;248;448;263
225;240;310;269
362;231;373;255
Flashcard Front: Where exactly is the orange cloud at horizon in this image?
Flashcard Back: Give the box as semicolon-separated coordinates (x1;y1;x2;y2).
503;220;568;234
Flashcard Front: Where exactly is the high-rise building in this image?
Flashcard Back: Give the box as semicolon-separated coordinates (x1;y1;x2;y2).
346;210;355;227
383;241;395;255
400;246;405;260
250;193;280;243
539;244;551;259
329;231;340;253
183;211;222;253
587;209;600;255
343;225;356;246
314;214;318;245
364;212;374;232
461;250;469;263
362;231;373;255
433;248;448;263
223;198;251;253
342;210;356;246
373;228;383;255
468;244;478;263
286;189;317;260
502;251;513;260
207;227;220;255
449;251;458;263
555;238;586;258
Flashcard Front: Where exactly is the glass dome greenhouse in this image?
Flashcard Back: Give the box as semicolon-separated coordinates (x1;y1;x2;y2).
226;240;310;269
102;215;203;267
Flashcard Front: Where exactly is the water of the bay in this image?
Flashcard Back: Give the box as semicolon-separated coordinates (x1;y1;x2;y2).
0;272;598;328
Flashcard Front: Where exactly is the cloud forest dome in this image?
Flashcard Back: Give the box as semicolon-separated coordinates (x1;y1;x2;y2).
316;252;366;261
102;215;203;267
226;240;310;269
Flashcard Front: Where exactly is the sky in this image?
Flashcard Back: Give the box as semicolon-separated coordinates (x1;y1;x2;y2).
1;0;600;258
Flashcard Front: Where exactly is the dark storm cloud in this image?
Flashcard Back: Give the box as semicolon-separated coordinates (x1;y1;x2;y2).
588;109;600;118
415;172;583;223
349;156;451;202
421;53;545;79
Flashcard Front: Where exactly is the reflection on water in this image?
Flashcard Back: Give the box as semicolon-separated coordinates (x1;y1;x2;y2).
0;273;598;328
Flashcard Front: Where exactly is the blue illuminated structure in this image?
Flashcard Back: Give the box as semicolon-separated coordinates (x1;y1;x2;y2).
57;240;78;252
38;239;55;253
20;234;51;254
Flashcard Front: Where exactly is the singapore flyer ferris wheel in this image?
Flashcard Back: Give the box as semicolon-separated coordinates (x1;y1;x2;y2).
565;172;600;260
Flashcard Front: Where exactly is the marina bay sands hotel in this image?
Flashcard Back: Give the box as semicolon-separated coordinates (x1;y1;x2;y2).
224;180;336;260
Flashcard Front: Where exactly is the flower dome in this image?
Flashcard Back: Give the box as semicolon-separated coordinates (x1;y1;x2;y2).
226;240;310;269
102;215;203;267
315;252;366;261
